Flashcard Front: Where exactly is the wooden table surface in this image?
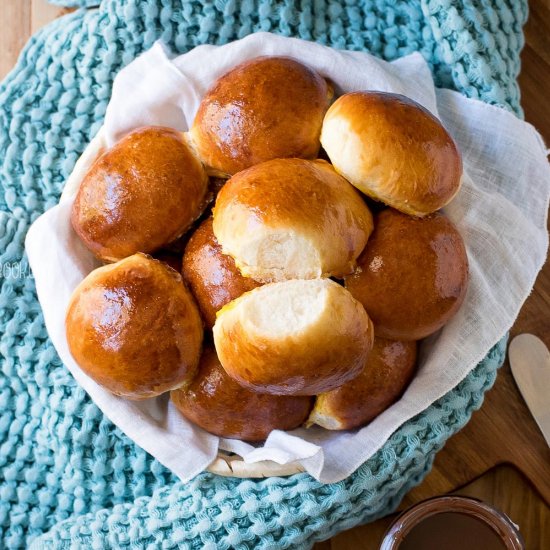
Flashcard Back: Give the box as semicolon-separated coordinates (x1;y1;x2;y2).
1;2;549;549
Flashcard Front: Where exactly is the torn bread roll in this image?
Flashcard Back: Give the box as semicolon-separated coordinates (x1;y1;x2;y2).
171;347;312;441
308;338;417;430
189;56;332;176
212;158;373;282
66;253;203;399
321;92;462;216
213;279;374;396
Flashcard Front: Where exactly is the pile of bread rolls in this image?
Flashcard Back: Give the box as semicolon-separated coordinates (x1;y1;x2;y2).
66;56;468;442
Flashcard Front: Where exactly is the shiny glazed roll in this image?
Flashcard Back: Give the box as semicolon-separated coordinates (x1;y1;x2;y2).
182;217;260;329
308;338;417;430
213;279;374;396
72;126;208;262
66;253;203;399
171;347;312;441
189;56;332;176
321;92;462;216
212;158;374;282
345;209;469;341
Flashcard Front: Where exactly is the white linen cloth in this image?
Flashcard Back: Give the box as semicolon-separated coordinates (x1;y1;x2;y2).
25;33;550;484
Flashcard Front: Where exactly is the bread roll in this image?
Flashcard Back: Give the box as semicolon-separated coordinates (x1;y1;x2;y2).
171;347;312;441
66;253;203;399
213;158;374;282
345;209;468;340
213;279;374;395
308;338;417;430
321;92;462;216
72;127;208;262
182;217;260;329
189;56;332;176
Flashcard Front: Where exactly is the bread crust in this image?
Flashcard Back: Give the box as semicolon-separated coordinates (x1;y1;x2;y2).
190;56;332;176
309;338;417;430
66;253;203;399
72;127;208;262
182;217;260;329
171;347;312;441
321;92;462;216
345;209;469;340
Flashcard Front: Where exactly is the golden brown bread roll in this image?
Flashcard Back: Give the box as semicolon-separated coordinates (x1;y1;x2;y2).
189;56;332;176
171;347;312;441
345;209;469;341
182;217;260;329
321;92;462;216
213;279;374;396
212;158;374;282
72;126;208;262
66;253;203;399
308;338;417;430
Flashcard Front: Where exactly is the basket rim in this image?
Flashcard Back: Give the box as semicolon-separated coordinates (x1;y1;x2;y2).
207;450;305;478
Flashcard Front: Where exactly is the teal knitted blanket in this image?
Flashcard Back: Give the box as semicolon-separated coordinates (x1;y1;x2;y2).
0;1;525;548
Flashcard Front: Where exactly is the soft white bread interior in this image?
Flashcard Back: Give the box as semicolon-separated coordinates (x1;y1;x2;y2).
212;158;373;282
320;91;462;217
213;278;374;396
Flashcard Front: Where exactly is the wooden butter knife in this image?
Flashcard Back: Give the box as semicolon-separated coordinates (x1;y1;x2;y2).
509;334;550;448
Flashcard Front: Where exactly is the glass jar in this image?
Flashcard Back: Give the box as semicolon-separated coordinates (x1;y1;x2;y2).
380;495;524;550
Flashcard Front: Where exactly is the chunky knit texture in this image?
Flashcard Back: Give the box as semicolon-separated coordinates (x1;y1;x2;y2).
0;1;525;548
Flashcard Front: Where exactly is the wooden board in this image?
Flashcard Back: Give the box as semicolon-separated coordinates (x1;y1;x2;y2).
0;1;73;79
1;2;549;548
